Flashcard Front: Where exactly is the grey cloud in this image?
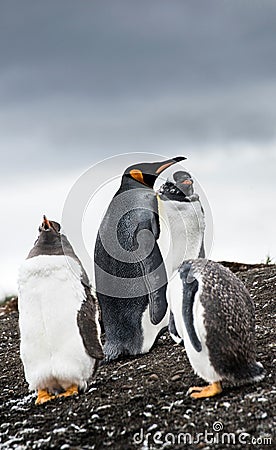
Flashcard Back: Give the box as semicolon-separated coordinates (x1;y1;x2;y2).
1;1;276;176
1;1;276;97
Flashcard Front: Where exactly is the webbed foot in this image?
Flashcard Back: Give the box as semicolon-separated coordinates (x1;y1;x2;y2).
187;381;222;399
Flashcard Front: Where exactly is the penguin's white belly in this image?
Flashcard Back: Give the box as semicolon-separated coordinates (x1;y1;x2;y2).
141;305;169;353
168;275;220;383
158;200;205;277
18;255;95;391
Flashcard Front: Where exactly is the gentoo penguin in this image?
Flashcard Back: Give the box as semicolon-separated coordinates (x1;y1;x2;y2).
94;156;185;360
18;216;103;405
168;258;265;398
157;170;205;345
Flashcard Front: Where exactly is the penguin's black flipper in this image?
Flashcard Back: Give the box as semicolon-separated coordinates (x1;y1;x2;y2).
77;286;104;361
118;206;168;326
135;207;168;326
199;239;205;258
148;285;167;325
180;262;202;352
198;204;205;258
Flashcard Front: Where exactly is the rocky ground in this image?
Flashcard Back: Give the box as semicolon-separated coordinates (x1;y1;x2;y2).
0;263;275;450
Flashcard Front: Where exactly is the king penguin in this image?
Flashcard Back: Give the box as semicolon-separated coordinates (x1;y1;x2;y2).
18;216;104;405
168;258;265;398
94;156;185;360
157;170;205;345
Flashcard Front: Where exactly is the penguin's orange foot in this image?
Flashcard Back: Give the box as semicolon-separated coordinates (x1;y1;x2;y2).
35;389;56;405
187;381;222;399
57;384;78;399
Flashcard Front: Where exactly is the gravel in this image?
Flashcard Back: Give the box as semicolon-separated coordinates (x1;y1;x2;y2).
0;263;275;449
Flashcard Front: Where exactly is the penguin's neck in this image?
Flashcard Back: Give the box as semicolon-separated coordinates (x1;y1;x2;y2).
27;234;63;259
38;233;62;247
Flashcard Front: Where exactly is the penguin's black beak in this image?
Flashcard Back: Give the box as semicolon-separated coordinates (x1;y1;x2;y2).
128;156;186;188
154;156;186;175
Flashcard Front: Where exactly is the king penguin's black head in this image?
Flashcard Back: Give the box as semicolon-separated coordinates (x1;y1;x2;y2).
123;156;186;189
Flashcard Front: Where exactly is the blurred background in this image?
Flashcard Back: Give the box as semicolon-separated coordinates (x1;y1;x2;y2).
1;0;275;300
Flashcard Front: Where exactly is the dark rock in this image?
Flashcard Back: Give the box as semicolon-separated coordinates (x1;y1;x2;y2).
0;264;275;449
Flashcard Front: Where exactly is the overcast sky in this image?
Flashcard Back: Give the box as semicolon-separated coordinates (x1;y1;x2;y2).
0;1;276;299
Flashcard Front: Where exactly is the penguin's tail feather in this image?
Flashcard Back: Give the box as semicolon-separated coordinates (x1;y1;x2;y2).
248;361;266;383
230;361;265;386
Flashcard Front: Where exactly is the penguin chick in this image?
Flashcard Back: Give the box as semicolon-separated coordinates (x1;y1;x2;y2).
157;170;205;276
18;216;103;405
157;170;205;344
168;259;265;399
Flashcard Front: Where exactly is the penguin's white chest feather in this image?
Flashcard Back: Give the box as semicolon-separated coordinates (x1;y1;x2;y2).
18;255;95;391
158;199;205;277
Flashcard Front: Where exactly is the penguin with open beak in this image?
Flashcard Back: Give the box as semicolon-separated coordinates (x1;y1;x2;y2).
157;170;205;346
18;216;103;405
94;156;185;360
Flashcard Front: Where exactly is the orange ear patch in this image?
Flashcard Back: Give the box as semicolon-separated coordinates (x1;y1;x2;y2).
129;169;146;185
